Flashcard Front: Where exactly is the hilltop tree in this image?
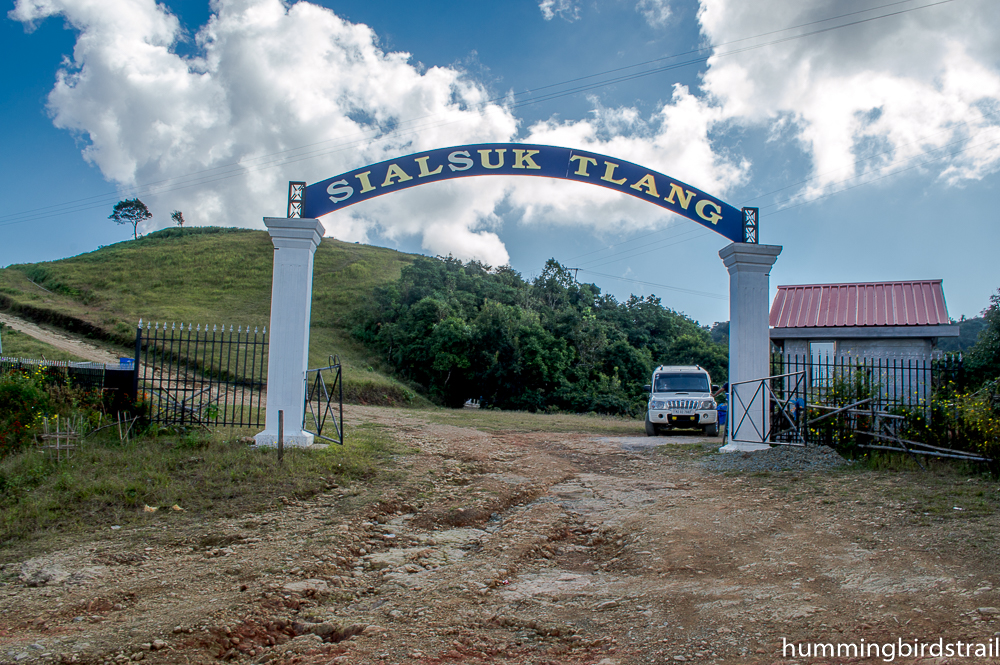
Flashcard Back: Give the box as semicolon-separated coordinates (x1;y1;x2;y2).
109;199;151;239
171;210;185;227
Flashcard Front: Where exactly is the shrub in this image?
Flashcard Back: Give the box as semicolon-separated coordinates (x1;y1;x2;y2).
0;367;105;460
900;381;1000;460
0;369;49;457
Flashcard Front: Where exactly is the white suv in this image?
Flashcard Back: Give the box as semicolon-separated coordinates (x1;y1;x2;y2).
644;365;719;437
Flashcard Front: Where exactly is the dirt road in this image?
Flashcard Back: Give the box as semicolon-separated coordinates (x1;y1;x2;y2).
0;313;119;365
2;406;999;664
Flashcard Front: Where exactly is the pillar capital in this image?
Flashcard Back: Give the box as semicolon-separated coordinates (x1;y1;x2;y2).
264;217;325;250
718;243;782;271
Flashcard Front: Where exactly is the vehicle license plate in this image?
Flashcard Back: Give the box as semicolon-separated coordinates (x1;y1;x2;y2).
673;410;695;416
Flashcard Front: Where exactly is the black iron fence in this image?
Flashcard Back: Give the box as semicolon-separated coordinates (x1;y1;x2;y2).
770;352;964;414
304;356;344;445
1;357;106;389
0;357;136;411
759;352;979;459
136;321;267;428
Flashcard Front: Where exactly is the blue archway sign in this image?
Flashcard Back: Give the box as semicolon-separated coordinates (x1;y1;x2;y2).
303;143;743;243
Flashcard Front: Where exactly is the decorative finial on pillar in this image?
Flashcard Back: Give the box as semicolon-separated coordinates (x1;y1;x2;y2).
287;181;306;218
742;207;759;244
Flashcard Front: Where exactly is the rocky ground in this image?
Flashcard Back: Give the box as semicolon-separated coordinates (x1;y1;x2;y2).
2;405;1000;665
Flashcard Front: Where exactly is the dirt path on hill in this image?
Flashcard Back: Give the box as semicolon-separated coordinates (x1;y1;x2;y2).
2;406;1000;665
0;312;119;364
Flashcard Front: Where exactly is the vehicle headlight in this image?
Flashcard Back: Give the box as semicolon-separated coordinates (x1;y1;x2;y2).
700;400;716;410
650;400;666;410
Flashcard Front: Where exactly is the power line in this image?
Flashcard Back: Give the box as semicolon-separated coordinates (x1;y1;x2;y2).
561;132;998;283
575;268;726;300
0;0;964;229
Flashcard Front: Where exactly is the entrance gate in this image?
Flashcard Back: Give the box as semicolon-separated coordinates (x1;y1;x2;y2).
253;143;780;451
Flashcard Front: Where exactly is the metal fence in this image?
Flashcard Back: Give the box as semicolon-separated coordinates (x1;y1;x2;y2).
770;352;964;414
1;357;107;389
0;357;136;411
304;356;344;445
759;352;974;457
136;321;267;428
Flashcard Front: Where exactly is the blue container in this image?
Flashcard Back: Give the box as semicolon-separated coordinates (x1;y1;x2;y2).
119;357;135;369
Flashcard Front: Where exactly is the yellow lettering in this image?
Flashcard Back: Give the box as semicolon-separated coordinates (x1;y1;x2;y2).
512;149;541;169
601;161;627;185
629;173;660;198
569;155;597;176
355;171;376;194
664;183;695;209
381;163;413;187
414;156;443;177
478;149;506;169
695;199;723;225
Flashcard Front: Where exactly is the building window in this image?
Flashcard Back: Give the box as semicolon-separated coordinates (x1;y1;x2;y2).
810;341;835;388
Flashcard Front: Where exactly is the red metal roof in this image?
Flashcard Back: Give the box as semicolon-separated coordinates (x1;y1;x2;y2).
769;281;951;328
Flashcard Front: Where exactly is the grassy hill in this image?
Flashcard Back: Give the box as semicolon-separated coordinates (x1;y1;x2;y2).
0;227;428;405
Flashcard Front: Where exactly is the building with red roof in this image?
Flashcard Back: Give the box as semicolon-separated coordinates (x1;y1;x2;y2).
769;280;959;361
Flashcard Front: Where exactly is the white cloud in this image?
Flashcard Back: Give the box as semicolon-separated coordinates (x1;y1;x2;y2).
636;0;672;28
19;0;997;268
698;0;1000;197
538;0;580;22
10;0;518;264
511;86;749;233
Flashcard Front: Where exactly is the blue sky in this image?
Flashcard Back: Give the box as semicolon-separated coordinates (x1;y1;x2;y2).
2;0;998;327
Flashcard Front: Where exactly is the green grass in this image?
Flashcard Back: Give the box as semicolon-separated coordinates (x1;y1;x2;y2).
0;422;403;552
0;326;90;362
0;227;428;406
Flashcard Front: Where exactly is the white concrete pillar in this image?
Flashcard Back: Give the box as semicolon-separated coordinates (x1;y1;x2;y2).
718;243;782;452
255;217;325;447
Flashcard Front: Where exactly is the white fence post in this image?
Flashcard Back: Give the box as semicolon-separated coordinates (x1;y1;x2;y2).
255;217;325;448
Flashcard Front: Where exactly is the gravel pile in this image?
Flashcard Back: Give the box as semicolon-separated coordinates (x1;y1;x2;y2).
702;443;851;474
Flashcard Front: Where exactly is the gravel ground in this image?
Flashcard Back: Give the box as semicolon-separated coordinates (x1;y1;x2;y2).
702;442;852;473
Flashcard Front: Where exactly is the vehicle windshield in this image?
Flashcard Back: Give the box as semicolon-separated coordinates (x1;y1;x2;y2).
653;373;710;393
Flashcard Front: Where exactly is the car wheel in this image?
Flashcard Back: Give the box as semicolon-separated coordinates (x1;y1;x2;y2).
645;414;656;436
704;423;719;437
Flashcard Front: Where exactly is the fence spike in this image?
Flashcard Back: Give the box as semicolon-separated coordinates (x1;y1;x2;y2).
254;326;258;334
138;318;143;328
263;326;266;334
213;324;217;332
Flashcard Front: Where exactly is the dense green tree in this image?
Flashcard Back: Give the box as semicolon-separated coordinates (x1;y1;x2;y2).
936;315;987;353
354;256;727;414
968;289;1000;383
